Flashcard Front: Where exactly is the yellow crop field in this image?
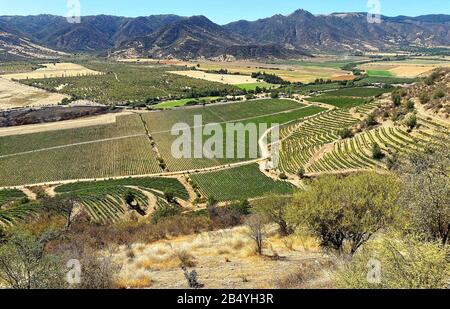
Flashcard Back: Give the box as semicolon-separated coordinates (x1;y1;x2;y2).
168;70;259;84
1;62;103;80
359;60;450;77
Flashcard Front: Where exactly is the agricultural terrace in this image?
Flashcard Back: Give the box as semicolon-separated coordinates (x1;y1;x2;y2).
305;87;393;108
0;189;40;227
1;62;102;80
21;62;241;105
190;164;294;202
307;125;428;174
144;99;324;172
54;177;189;223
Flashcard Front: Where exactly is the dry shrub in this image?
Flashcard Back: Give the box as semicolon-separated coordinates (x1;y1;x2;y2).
58;214;212;251
175;250;197;268
275;260;324;289
116;275;152;289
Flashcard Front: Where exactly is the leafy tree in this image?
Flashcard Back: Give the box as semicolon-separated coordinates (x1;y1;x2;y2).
391;92;401;107
270;91;279;99
297;167;306;179
0;228;67;289
286;173;401;255
253;194;293;236
419;93;430;104
123;190;135;206
365;114;378;127
371;143;384;160
338;128;354;139
405;114;417;130
229;200;251;216
334;233;450;289
395;137;450;245
164;189;176;203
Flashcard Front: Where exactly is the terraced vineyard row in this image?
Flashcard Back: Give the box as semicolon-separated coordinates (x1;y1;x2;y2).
308;126;428;174
0;189;26;205
55;177;189;223
0;202;41;227
279;109;359;174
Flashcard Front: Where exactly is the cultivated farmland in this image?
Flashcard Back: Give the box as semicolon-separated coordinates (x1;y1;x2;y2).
54;177;189;223
190;164;294;202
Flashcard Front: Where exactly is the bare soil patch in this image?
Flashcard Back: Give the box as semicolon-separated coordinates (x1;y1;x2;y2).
0;77;68;109
1;62;102;80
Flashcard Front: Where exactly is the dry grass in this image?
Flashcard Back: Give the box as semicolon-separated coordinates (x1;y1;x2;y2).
0;77;68;109
168;70;259;84
115;272;153;289
111;225;329;288
1;63;102;80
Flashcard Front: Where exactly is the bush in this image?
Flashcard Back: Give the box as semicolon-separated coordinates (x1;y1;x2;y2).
279;173;288;180
371;143;384;160
365;114;378;127
419;93;430;104
334;234;450;289
391;93;401;107
151;203;181;224
286;173;401;255
405;99;415;111
405;115;417;130
433;89;445;99
0;228;67;289
338;128;354;139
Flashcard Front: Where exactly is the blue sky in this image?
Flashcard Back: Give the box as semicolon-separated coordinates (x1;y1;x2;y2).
0;0;449;24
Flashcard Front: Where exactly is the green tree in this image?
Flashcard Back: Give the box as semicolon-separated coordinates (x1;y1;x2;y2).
270;91;279;99
405;114;417;130
391;93;401;107
395;137;450;245
253;194;293;236
286;173;401;255
334;233;450;289
0;228;67;289
419;93;430;104
164;189;176;203
371;143;384;160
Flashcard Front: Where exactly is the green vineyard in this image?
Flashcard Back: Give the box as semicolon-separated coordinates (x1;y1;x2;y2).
55;177;189;223
190;164;294;202
279;109;359;174
0;189;39;227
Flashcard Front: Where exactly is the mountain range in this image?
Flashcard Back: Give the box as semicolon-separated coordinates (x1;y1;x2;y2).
0;9;449;60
